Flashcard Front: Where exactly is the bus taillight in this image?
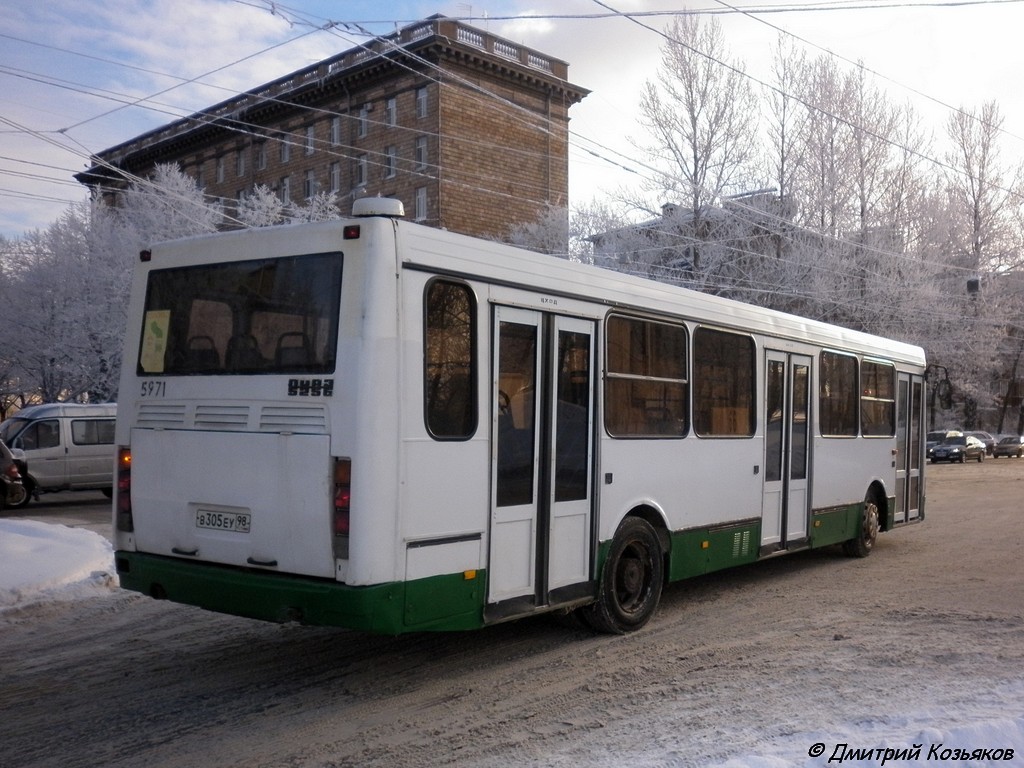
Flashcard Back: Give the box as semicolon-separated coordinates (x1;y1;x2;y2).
333;458;351;549
116;448;134;532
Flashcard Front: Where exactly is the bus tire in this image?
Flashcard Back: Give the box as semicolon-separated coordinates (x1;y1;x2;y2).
582;517;663;634
843;494;880;558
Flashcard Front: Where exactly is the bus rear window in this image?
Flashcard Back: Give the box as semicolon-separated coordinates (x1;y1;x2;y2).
137;252;343;375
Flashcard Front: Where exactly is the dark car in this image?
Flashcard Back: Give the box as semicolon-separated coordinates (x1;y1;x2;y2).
926;430;952;455
993;435;1024;458
930;434;985;463
967;431;997;455
0;440;27;510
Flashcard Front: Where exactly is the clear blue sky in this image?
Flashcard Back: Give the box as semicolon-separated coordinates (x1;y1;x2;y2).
3;0;1023;237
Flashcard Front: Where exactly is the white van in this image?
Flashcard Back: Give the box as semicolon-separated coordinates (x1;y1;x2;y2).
0;403;116;507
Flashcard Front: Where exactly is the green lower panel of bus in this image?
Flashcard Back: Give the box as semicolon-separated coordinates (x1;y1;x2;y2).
665;521;761;581
810;496;896;547
809;504;862;547
115;551;486;634
662;501;883;582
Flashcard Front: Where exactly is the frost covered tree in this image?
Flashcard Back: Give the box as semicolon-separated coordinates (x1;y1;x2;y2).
762;36;807;229
944;102;1023;275
506;204;571;257
634;14;759;284
237;184;285;227
292;191;342;223
937;102;1024;423
1;164;223;403
119;163;221;248
0;202;127;402
237;187;341;227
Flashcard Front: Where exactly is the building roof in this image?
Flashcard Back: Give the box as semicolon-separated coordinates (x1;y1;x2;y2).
76;14;589;187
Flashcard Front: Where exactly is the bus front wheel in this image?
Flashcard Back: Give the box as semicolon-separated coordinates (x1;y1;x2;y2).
582;517;663;634
843;494;879;558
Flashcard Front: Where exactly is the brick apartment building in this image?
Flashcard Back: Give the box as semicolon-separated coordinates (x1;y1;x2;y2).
75;15;589;241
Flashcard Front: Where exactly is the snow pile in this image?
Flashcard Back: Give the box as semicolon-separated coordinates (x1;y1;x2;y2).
0;518;116;610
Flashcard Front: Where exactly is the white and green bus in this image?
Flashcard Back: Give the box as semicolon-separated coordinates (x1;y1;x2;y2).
113;198;926;634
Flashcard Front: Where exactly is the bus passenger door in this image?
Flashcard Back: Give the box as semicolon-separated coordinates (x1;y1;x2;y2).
895;373;924;523
761;351;811;553
488;306;595;616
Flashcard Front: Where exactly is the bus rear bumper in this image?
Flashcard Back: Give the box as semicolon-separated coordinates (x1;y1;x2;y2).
115;551;485;634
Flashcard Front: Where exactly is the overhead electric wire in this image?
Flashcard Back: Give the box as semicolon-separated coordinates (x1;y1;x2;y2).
2;0;1021;306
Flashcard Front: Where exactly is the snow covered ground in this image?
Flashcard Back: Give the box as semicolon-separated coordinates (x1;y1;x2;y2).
0;518;116;611
3;508;1024;767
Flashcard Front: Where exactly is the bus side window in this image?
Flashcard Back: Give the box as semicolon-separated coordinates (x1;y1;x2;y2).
693;328;755;437
604;315;687;438
424;280;477;439
861;360;896;437
820;351;858;437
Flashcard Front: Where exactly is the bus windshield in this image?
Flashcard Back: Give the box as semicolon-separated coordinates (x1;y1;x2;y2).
136;251;343;376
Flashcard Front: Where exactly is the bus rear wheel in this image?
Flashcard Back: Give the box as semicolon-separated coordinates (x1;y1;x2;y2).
582;517;663;634
843;495;879;558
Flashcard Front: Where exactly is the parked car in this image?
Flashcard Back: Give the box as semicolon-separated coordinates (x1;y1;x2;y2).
0;440;28;510
926;429;962;459
0;403;116;507
967;431;997;455
930;434;986;463
993;435;1024;458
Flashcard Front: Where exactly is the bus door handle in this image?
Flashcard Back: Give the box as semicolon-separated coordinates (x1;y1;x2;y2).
172;547;199;557
247;556;278;567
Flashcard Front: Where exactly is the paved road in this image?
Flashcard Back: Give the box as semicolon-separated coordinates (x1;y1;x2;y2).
3;464;1024;768
2;490;112;540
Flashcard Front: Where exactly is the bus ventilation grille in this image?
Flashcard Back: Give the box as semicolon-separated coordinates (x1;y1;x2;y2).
135;402;327;433
137;403;187;428
732;530;751;558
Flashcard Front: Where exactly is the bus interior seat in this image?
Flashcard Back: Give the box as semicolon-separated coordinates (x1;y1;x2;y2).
184;335;220;370
226;334;264;369
275;332;312;367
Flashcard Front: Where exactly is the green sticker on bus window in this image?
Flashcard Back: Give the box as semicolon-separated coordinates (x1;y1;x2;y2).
140;310;171;372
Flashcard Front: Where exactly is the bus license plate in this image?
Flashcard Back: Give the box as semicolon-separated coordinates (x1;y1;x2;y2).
195;509;251;533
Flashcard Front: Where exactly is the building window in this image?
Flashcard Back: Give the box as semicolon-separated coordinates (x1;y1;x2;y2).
415;136;428;169
604;315;688;438
237;188;248;203
304;169;316;199
357;104;370;138
216;156;225;184
329;162;341;194
384;146;397;178
330;116;341;145
416;86;428;119
279;138;290;164
414;186;427;221
236;149;245;177
195;166;204;189
385;96;397;127
304;125;315;155
254;142;267;171
355;155;367;187
279;175;291;204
